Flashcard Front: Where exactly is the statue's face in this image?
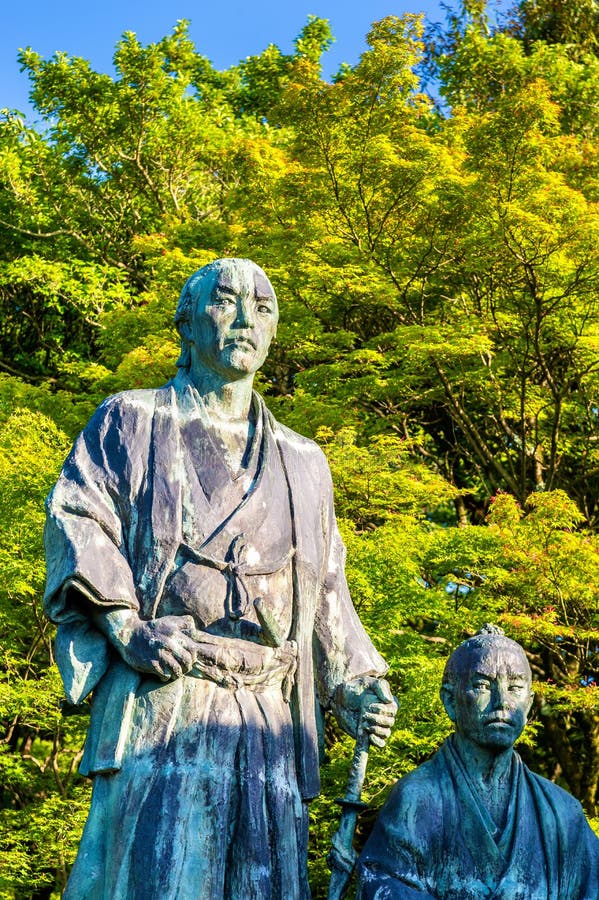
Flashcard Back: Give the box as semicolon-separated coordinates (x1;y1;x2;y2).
188;260;278;380
444;643;534;751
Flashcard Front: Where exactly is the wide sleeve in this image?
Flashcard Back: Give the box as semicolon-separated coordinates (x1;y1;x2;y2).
312;452;388;706
356;776;438;900
357;871;435;900
43;397;146;621
43;395;147;702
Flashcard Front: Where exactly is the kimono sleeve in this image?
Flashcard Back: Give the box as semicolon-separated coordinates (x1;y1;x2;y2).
312;451;388;706
357;871;435;900
43;395;146;702
356;776;438;900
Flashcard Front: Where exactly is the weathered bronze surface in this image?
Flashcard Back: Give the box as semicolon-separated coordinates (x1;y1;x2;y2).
44;259;397;899
357;624;599;899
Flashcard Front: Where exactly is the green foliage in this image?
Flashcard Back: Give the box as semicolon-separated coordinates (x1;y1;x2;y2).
235;17;333;118
0;256;131;381
269;9;599;526
0;410;90;896
510;0;599;56
318;427;456;529
2;4;599;895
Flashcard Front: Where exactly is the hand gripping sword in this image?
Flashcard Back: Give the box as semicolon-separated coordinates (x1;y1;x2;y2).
327;726;370;900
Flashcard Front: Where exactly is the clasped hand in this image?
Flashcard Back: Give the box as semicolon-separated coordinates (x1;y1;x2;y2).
332;676;398;748
97;609;201;681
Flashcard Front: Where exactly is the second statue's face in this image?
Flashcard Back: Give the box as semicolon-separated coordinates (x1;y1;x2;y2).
445;643;534;752
189;260;278;380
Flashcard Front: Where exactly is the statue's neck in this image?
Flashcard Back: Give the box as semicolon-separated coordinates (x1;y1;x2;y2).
186;366;256;473
187;367;254;421
453;733;514;784
453;733;514;830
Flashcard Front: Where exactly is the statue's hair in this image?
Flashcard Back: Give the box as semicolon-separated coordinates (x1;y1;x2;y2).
173;258;273;368
441;624;531;690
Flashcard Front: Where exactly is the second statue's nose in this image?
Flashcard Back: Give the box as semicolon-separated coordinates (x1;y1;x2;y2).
492;685;510;709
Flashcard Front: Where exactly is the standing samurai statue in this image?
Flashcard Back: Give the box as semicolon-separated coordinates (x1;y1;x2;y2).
44;258;397;899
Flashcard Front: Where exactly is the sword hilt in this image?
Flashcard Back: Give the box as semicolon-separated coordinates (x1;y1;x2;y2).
327;727;371;900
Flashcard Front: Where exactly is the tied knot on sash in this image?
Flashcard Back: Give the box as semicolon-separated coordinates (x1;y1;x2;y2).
177;536;294;628
223;533;251;620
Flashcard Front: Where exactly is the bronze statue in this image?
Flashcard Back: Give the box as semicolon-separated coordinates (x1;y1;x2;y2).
357;624;599;899
43;258;397;899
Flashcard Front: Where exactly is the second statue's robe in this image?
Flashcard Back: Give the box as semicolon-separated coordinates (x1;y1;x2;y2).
357;735;599;900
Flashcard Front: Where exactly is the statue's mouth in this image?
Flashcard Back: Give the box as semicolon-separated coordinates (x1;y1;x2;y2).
226;336;256;350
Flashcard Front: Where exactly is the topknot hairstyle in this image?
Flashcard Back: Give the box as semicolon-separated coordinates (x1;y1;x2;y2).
442;624;531;690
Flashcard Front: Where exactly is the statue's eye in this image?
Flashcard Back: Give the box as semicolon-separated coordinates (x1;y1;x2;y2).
213;294;236;306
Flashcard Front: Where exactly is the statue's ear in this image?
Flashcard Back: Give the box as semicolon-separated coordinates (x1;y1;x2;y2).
178;319;193;343
175;320;192;369
440;685;456;722
526;690;535;718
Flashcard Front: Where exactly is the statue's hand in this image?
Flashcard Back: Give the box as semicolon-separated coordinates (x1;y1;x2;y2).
331;676;398;748
96;608;200;681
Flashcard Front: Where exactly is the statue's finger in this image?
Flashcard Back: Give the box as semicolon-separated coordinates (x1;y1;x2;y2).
363;717;393;733
365;722;393;738
174;635;201;658
157;649;183;679
149;658;173;682
151;630;197;657
363;702;396;717
178;615;199;636
168;645;195;672
363;711;395;727
372;678;394;704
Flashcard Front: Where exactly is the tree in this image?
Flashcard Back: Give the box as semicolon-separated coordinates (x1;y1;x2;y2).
508;0;599;56
1;23;268;281
255;12;599;520
0;406;90;897
257;6;599;828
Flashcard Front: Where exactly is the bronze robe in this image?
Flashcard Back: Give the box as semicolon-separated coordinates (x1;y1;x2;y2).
357;736;599;900
44;370;386;899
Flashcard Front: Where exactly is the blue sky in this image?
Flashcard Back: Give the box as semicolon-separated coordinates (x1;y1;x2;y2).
2;0;451;120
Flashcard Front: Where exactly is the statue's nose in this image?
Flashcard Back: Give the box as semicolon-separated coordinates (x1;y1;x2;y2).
235;298;254;327
491;683;510;708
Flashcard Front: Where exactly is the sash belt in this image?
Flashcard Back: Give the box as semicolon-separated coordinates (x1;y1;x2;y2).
186;632;297;701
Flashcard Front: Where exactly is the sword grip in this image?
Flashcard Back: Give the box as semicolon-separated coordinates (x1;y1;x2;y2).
345;727;370;801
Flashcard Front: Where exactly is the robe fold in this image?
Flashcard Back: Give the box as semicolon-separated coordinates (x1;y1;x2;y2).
44;369;387;899
357;735;599;900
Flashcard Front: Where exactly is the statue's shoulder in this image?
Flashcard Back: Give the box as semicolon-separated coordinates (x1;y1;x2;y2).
527;767;590;821
378;754;445;822
97;387;160;412
265;409;328;464
77;386;175;453
91;382;175;423
361;754;446;864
